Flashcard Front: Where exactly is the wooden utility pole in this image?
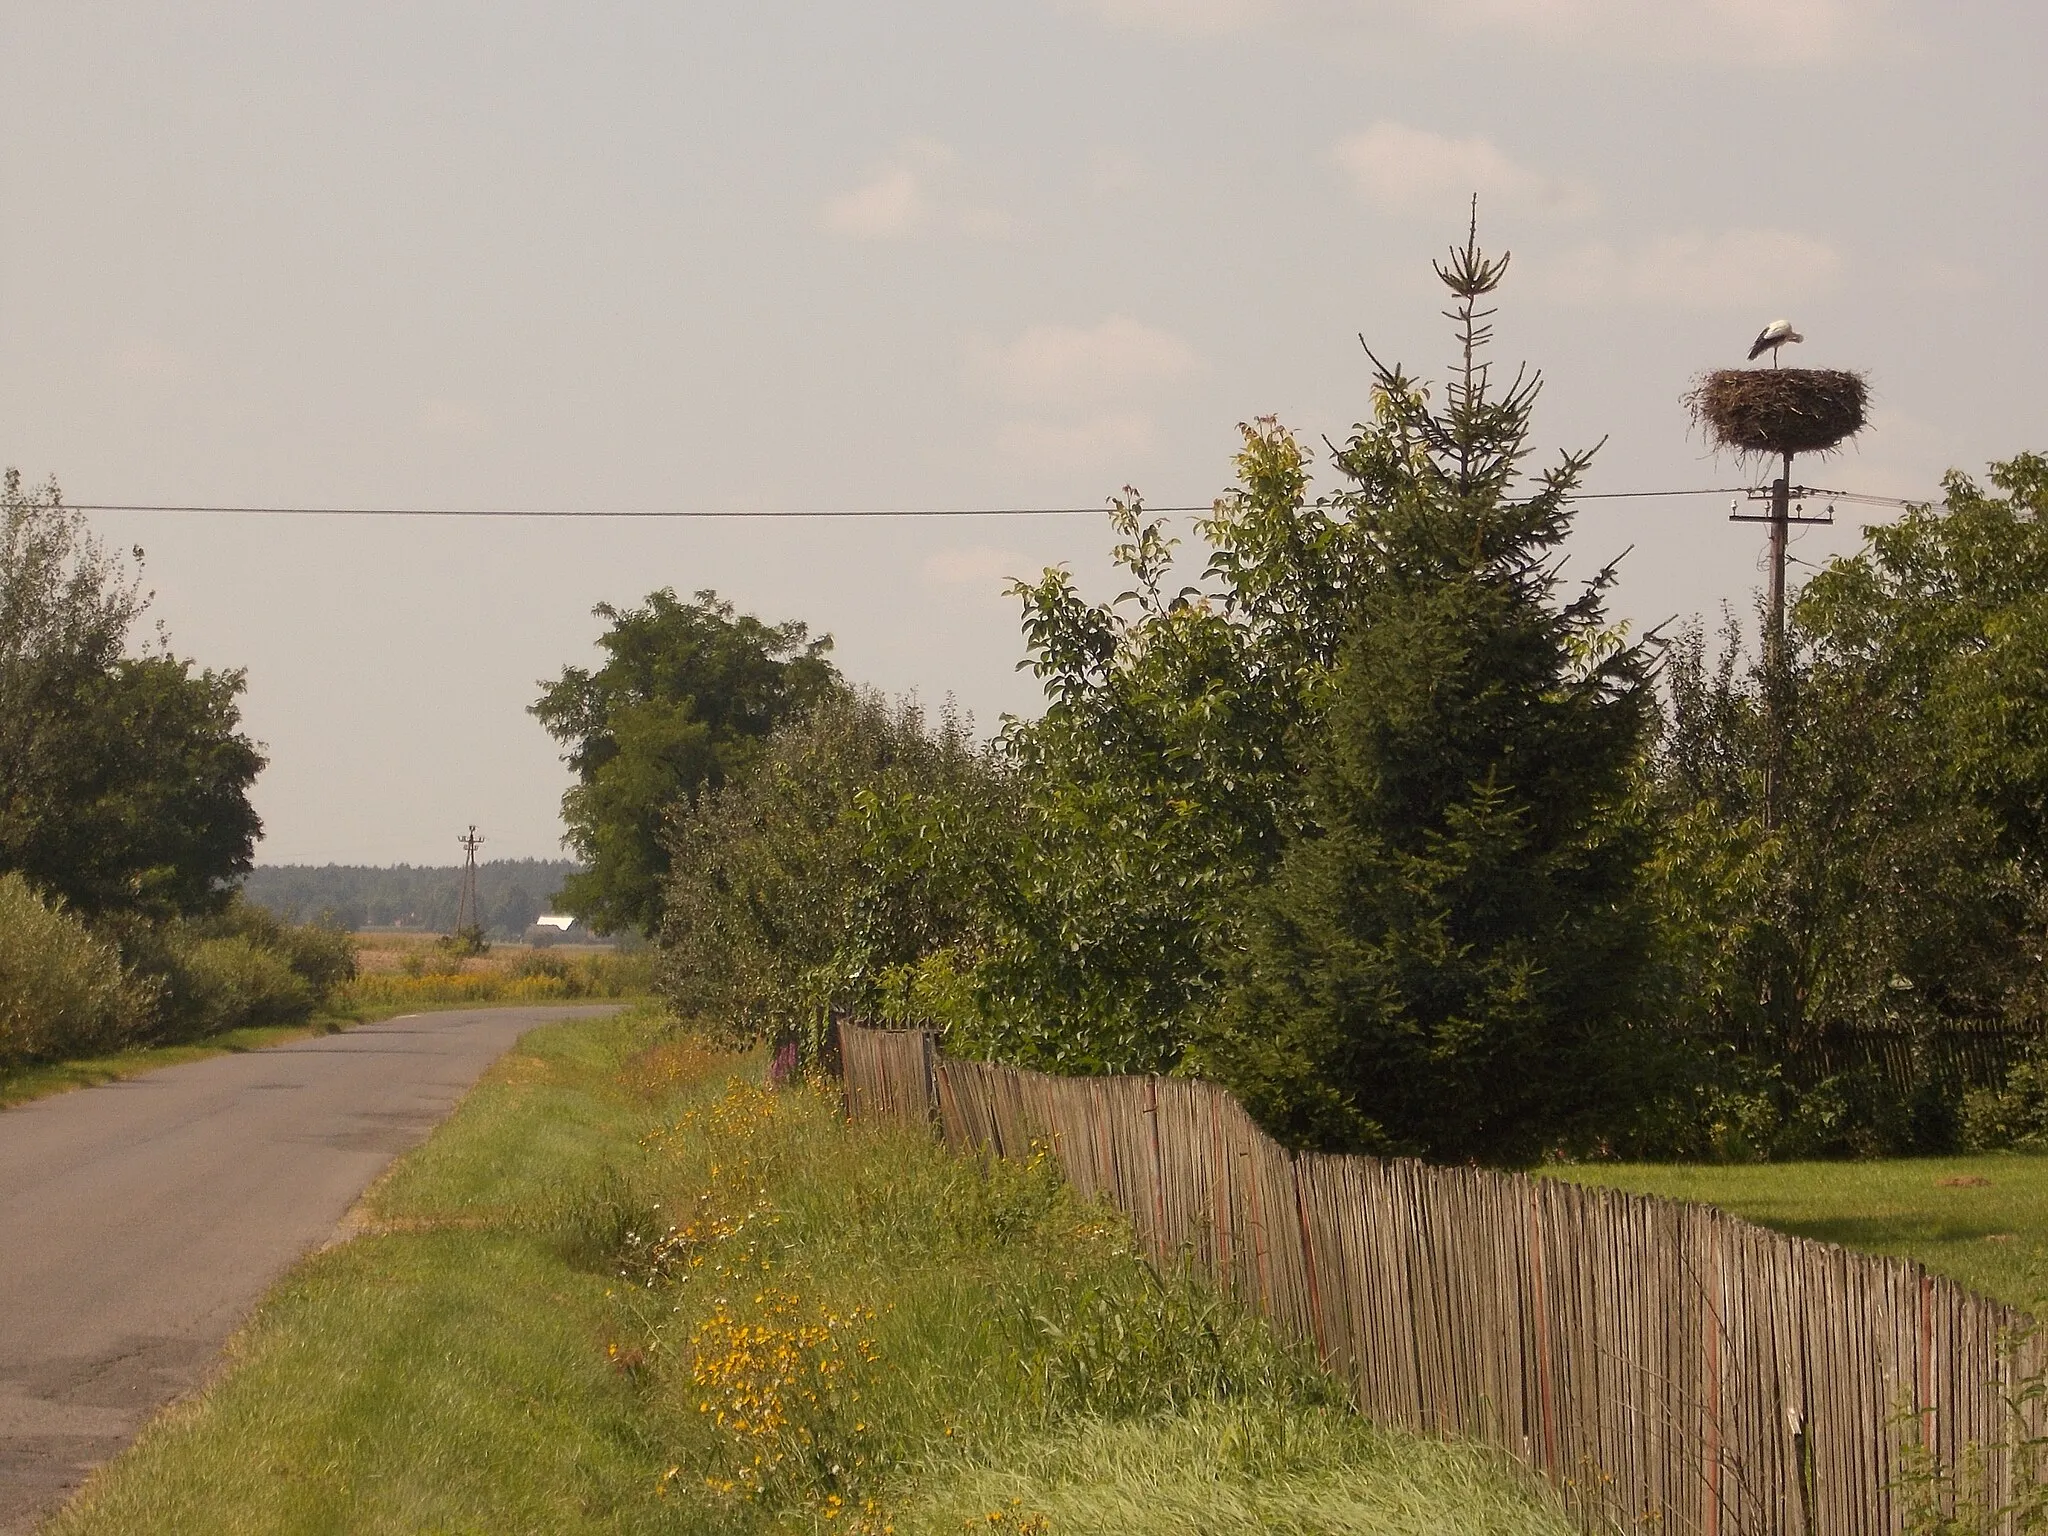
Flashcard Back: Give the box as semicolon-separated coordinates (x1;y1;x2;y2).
1765;453;1791;682
1732;457;1829;827
1764;454;1791;826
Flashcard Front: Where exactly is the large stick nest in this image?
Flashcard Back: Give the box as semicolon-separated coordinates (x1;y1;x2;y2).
1688;367;1869;459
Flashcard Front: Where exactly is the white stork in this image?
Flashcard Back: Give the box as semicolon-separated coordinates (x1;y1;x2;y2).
1748;318;1804;364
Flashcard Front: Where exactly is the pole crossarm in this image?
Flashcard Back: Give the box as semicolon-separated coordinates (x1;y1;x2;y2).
1731;483;1835;525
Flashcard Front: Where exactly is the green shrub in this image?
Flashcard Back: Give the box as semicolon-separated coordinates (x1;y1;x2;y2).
162;934;316;1039
578;947;653;996
91;895;356;1044
438;926;489;959
657;689;1004;1049
511;948;650;997
1621;1049;1960;1163
0;872;154;1066
1961;1057;2048;1151
1027;1266;1333;1421
400;944;466;979
205;898;359;997
509;950;573;983
875;947;983;1034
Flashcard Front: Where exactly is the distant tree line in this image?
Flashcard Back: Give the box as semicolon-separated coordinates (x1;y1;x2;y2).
240;859;581;938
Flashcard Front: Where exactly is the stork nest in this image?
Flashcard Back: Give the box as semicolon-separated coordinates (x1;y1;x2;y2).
1687;367;1869;460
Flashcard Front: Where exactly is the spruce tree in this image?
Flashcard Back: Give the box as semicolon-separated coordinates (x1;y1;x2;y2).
1209;218;1657;1164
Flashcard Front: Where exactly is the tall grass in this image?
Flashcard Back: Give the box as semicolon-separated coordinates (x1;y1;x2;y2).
339;948;652;1008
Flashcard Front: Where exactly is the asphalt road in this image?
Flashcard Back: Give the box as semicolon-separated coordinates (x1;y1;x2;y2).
0;1004;621;1533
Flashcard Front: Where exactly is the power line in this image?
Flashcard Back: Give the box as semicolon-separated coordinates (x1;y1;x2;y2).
1793;486;1924;509
1572;487;1751;501
59;485;1817;519
64;507;1179;528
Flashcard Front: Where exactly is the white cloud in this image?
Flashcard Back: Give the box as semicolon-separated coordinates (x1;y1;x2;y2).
997;413;1159;470
954;204;1017;240
974;317;1196;473
1073;0;1871;63
1545;229;1841;307
1075;0;1280;36
1333;122;1594;218
972;316;1201;407
1833;408;1946;503
922;546;1029;590
1519;0;1860;62
821;167;926;240
820;140;1010;241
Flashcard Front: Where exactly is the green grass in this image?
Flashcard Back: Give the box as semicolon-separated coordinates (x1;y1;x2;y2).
0;1017;358;1110
3;1004;440;1112
48;1007;677;1536
0;996;612;1112
1549;1152;2048;1315
893;1407;1567;1536
52;1009;1571;1535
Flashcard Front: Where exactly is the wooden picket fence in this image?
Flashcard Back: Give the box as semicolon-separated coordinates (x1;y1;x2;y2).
837;1021;2046;1535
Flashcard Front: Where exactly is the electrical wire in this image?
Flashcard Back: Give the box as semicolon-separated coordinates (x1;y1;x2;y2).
64;507;1196;528
58;485;1789;519
1571;487;1753;501
1793;486;1924;509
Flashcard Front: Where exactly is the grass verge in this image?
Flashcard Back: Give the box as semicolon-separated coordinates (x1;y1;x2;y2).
0;1000;504;1112
1549;1153;2048;1315
3;1018;346;1110
52;1009;1570;1535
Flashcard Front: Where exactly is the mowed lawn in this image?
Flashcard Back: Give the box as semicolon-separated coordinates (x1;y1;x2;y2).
1549;1153;2048;1315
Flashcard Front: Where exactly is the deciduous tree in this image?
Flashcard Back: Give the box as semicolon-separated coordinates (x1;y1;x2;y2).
0;472;264;917
532;588;839;936
657;689;1004;1046
1646;453;2048;1155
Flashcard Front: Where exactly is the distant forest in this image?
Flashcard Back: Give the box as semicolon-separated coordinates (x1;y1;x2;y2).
240;860;583;937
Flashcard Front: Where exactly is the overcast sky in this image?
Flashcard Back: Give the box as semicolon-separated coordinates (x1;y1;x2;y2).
3;1;2041;864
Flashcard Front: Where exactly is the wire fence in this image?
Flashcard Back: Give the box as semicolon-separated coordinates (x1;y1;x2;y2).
838;1021;2044;1535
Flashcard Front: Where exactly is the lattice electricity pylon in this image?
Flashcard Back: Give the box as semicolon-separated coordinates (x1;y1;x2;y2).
454;825;486;936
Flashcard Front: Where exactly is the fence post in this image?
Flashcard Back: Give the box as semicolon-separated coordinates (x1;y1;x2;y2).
1528;1186;1559;1485
1790;1404;1818;1536
1705;1237;1722;1536
1143;1078;1167;1262
1919;1271;1936;1460
1293;1157;1326;1364
919;1029;940;1128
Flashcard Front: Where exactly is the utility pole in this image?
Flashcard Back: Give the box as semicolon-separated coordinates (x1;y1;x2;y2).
454;825;486;939
1765;454;1791;828
1730;459;1832;827
1766;452;1790;683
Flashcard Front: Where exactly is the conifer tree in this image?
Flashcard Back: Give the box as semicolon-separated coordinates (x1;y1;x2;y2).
1208;217;1657;1163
